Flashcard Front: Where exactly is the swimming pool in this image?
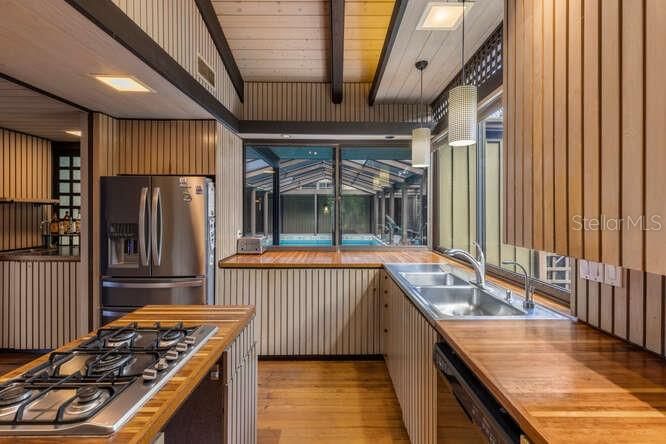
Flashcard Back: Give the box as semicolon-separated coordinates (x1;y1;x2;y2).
278;235;385;247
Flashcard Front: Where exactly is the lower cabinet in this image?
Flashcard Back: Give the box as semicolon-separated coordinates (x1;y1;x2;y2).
163;318;257;444
382;272;439;444
219;268;382;356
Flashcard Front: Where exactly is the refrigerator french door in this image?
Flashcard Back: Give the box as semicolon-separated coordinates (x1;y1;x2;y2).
101;176;215;324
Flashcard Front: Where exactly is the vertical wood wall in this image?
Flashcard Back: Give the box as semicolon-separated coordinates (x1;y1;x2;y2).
382;272;438;444
503;0;666;275
218;268;382;356
0;260;83;349
112;0;242;117
0;128;51;251
215;122;243;261
243;82;424;122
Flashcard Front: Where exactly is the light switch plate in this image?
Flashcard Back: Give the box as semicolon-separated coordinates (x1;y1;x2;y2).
604;264;623;287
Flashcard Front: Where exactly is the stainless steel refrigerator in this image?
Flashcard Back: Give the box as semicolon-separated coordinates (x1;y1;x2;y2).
100;176;215;324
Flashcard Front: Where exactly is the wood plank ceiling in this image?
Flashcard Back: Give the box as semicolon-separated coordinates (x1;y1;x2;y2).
0;78;83;142
213;1;393;82
374;0;502;103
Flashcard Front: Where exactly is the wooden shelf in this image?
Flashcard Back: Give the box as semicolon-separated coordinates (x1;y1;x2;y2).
0;197;59;205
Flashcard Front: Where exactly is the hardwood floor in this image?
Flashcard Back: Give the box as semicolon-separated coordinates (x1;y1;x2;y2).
258;360;409;443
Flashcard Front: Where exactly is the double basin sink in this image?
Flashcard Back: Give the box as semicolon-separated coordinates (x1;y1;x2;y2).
385;263;569;320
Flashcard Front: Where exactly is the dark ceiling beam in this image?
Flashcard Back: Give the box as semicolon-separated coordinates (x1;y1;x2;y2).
368;0;408;106
64;0;239;132
240;120;415;136
194;0;244;102
329;0;345;104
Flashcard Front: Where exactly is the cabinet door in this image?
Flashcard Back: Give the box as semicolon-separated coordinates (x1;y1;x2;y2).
382;274;438;444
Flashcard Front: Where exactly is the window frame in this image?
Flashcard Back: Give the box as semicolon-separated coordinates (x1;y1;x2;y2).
52;143;81;247
242;140;430;250
432;102;572;306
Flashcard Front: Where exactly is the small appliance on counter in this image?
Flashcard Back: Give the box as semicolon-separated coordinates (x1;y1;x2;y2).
0;322;218;436
237;235;267;255
100;176;215;324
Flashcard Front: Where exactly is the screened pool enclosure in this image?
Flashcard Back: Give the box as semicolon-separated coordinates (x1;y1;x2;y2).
243;145;427;247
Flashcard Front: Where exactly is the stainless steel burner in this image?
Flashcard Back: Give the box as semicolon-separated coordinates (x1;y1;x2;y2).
65;389;111;417
0;383;32;407
87;354;132;374
159;330;184;347
105;329;137;347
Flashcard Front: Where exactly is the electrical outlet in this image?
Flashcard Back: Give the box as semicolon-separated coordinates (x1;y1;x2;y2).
587;261;604;283
604;264;623;287
578;260;590;280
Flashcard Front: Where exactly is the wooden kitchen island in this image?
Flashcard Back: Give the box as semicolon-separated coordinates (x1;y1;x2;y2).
0;305;256;443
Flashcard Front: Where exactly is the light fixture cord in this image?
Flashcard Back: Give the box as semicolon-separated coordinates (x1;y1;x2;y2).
420;67;424;125
461;0;466;86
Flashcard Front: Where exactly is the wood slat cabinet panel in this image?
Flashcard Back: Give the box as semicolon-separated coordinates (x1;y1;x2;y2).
382;272;438;444
504;0;666;275
0;128;52;251
218;268;381;356
112;0;242;117
0;260;83;349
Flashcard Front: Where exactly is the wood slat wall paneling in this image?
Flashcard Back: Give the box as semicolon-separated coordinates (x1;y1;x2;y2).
219;268;381;356
575;267;666;358
215;122;243;261
382;272;438;444
112;0;242;117
0;128;52;251
505;0;666;274
0;260;82;349
242;82;423;122
224;317;256;444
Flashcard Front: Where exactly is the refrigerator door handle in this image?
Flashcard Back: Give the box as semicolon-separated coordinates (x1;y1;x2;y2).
102;279;203;289
138;187;150;266
151;186;163;266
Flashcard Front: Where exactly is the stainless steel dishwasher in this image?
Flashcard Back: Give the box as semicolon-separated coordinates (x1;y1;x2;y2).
434;342;524;443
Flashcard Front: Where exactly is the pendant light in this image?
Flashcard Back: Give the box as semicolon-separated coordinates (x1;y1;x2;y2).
411;60;430;168
448;0;477;147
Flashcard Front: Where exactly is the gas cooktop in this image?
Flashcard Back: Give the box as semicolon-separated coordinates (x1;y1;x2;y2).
0;322;218;436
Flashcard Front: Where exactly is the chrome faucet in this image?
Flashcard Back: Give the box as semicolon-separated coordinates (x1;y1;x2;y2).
447;242;486;288
502;261;535;310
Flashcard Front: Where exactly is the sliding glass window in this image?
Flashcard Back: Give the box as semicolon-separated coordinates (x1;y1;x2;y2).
243;144;426;248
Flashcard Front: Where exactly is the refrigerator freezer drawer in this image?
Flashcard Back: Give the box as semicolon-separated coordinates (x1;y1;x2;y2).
102;278;207;307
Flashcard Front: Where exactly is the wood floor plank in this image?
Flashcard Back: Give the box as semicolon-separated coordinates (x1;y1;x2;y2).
257;360;410;443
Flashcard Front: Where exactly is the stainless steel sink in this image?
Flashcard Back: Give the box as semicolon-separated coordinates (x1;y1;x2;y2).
418;286;525;317
384;263;571;321
400;271;468;287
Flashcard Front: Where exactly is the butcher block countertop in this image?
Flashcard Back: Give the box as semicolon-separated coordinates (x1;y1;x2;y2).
436;320;666;444
0;305;255;443
219;249;448;268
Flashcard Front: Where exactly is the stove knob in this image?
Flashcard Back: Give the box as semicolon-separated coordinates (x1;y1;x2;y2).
165;350;179;361
175;342;188;352
143;368;158;382
155;358;169;371
184;335;196;345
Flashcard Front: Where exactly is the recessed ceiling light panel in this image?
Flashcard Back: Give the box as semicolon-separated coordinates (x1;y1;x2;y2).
93;75;152;92
416;1;472;31
65;130;82;137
